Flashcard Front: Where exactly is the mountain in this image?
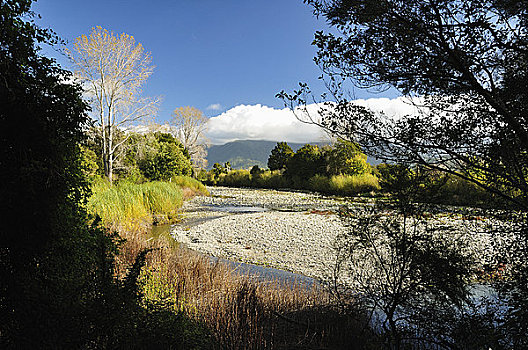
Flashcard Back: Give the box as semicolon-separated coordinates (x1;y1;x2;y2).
206;140;326;170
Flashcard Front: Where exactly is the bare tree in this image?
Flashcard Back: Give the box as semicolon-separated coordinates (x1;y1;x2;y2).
67;26;160;183
171;106;209;170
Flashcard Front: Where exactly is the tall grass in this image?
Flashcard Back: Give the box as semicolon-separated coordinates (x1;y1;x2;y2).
89;176;208;230
117;227;373;349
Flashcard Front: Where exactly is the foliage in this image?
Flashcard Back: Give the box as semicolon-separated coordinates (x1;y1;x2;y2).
286;144;325;179
83;129;193;183
139;132;193;181
0;1;121;346
286;0;528;208
267;141;294;171
310;174;380;196
250;165;264;176
68;26;160;183
326;139;370;176
220;169;252;187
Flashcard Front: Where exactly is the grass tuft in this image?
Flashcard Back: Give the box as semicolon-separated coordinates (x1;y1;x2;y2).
88;176;208;230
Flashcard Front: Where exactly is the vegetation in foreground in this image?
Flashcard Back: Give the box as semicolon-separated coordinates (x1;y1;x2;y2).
116;224;376;349
85;172;377;348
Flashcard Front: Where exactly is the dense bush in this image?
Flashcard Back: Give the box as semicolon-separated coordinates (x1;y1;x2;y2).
310;174;380;196
139;133;193;181
286;144;326;179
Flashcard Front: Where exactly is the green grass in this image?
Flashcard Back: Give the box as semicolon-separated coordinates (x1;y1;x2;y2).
88;176;208;229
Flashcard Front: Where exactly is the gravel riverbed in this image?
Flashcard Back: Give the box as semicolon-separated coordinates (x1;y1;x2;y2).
173;187;351;280
172;186;513;282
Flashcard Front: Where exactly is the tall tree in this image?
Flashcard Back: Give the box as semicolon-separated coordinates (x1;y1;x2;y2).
267;141;294;171
67;26;160;183
171;106;209;170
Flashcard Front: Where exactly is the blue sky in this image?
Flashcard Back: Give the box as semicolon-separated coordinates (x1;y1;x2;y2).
33;0;399;143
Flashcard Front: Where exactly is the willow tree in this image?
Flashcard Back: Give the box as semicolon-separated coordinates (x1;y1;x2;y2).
171;106;209;170
68;26;160;183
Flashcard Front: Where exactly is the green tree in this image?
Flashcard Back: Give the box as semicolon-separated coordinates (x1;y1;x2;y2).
0;1;119;346
286;144;325;179
267;141;294;171
140;132;192;181
326;139;370;176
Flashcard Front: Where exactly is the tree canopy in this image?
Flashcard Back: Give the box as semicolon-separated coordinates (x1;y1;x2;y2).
267;141;294;171
282;0;528;208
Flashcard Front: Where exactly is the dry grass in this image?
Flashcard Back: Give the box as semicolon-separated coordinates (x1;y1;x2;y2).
115;227;374;349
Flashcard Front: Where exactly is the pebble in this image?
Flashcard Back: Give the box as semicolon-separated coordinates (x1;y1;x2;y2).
173;186;515;282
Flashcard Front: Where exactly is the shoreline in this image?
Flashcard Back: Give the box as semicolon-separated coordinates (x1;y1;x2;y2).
173;186;511;284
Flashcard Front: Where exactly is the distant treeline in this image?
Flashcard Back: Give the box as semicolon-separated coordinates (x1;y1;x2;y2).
201;140;494;205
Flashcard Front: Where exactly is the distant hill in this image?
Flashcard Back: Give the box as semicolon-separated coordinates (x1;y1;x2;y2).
206;140;326;170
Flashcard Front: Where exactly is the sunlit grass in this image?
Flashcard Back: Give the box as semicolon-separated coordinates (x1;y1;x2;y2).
88;176;208;230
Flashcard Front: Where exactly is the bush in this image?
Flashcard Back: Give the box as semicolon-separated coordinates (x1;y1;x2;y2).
220;169;252;187
309;174;380;195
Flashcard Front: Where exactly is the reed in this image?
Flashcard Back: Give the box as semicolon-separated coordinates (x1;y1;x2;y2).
117;227;374;349
88;177;207;230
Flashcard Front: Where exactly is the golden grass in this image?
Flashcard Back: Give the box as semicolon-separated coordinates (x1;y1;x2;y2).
110;223;373;349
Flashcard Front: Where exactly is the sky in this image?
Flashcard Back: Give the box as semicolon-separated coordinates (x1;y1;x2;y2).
33;0;400;144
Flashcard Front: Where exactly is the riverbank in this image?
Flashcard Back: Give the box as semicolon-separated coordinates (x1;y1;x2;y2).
173;186;513;284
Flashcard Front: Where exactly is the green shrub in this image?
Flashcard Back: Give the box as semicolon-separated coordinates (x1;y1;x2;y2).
308;174;380;195
329;174;380;195
220;169;252;187
308;174;330;193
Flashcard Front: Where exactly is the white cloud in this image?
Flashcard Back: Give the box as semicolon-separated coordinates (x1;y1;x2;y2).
206;104;325;145
206;103;223;111
205;97;422;145
352;96;424;120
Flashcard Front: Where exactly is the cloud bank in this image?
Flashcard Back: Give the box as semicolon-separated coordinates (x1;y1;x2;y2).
206;104;326;144
205;97;421;145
